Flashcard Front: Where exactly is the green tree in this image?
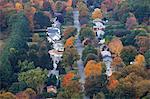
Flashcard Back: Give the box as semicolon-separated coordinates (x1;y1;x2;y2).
121;46;138;65
0;11;30;89
9;81;27;94
82;45;97;61
144;50;150;68
84;53;99;66
85;75;108;99
63;47;80;69
79;27;95;41
18;67;48;94
18;60;35;72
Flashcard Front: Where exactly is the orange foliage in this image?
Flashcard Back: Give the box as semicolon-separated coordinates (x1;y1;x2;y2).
15;2;23;11
64;36;75;48
112;56;122;67
62;72;75;87
84;60;102;78
24;6;36;30
92;8;103;19
67;0;72;7
77;2;88;17
134;54;145;65
107;75;119;90
108;38;123;56
136;36;150;53
126;14;138;30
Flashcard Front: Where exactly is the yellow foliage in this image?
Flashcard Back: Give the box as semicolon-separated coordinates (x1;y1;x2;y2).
15;2;23;11
92;8;103;19
84;60;102;78
0;92;16;99
134;54;145;65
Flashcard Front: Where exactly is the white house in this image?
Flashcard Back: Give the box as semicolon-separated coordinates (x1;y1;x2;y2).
101;50;113;77
46;27;61;43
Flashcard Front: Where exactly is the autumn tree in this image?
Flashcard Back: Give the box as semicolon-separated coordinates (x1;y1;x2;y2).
63;26;77;39
107;75;119;91
92;8;103;19
108;38;123;56
64;36;75;48
134;54;145;65
18;67;48;94
0;92;16;99
32;33;41;42
15;2;23;12
62;72;75;87
59;72;82;98
84;60;102;78
135;35;150;53
125;13;138;30
77;2;89;18
111;64;150;98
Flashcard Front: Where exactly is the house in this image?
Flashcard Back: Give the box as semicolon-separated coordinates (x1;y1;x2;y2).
46;27;61;43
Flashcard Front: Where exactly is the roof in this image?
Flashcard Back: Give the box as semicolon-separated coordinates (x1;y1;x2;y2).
48;49;63;56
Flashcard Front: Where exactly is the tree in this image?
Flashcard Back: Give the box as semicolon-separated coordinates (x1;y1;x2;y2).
92;8;103;19
32;33;41;42
38;42;53;69
107;75;119;91
59;79;82;98
23;88;37;98
121;30;147;46
121;46;138;65
84;60;102;78
128;0;150;24
125;13;138;30
82;45;97;61
63;46;80;69
0;12;30;89
67;0;72;7
63;26;77;39
18;67;48;94
79;27;95;42
85;75;108;98
135;36;150;53
15;2;23;11
18;60;35;72
134;54;145;65
64;36;75;48
33;11;52;29
62;72;75;87
9;81;27;94
55;1;65;13
84;53;99;66
108;38;123;56
0;92;16;99
77;2;89;18
144;50;150;68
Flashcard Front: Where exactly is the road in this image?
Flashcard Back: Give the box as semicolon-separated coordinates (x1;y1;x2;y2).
73;9;90;99
73;9;85;83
